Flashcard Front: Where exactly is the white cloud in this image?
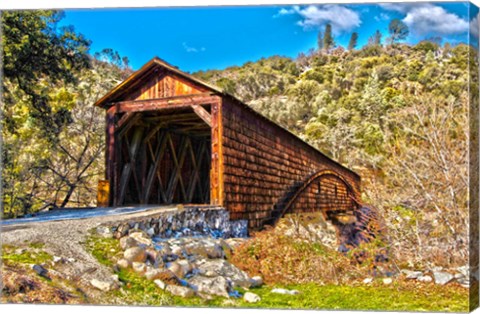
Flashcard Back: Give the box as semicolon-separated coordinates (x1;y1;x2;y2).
374;12;390;22
379;3;418;14
470;13;479;37
381;3;469;35
182;42;206;53
275;5;361;34
402;4;469;35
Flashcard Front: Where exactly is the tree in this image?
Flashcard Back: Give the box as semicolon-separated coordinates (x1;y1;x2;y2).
388;19;409;44
317;30;324;51
323;23;335;52
348;32;359;51
2;10;91;216
2;11;90;138
368;30;383;46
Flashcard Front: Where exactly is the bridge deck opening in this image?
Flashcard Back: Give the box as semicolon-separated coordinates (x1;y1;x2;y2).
113;106;212;206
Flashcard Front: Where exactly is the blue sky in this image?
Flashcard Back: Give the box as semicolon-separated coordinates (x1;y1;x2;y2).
60;2;479;72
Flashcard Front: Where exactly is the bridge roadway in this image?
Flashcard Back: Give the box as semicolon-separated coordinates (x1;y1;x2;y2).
0;205;197;227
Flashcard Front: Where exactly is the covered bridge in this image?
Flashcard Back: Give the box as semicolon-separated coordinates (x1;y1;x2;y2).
95;57;361;229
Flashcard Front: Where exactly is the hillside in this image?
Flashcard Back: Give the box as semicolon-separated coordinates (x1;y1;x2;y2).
193;42;475;267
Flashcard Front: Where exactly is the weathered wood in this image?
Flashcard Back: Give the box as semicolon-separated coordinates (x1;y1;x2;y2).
116;113;141;138
110;94;220;113
166;135;188;202
143;131;168;203
186;140;206;202
118;127;144;204
105;111;116;205
191;104;212;127
100;57;361;230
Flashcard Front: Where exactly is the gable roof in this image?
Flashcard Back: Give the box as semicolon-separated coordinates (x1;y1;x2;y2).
94;57;225;108
94;56;360;180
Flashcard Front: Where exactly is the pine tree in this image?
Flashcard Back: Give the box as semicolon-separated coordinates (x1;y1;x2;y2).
388;19;409;44
317;30;324;51
323;24;335;52
367;30;382;46
348;32;359;51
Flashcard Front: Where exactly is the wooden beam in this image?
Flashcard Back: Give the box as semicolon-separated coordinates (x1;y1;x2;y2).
143;131;168;203
116;113;141;138
110;93;220;113
166;135;188;202
186;140;206;202
191;104;212;127
118;127;144;204
106;111;115;205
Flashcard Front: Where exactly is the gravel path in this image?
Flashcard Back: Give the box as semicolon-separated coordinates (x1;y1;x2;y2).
1;206;180;290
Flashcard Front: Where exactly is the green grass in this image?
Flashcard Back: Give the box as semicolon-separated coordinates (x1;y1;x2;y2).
85;234;469;312
2;244;52;265
236;283;469;312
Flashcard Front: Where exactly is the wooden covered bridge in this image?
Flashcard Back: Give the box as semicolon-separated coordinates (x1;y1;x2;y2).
95;57;362;229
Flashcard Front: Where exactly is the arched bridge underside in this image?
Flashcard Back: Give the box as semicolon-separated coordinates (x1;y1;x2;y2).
263;170;360;227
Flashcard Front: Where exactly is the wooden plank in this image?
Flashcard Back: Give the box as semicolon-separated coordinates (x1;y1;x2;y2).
118;127;144;204
186;140;207;202
116;113;141;138
165;135;188;202
105;111;115;205
191;104;212;127
216;99;225;206
110;94;220;113
143;131;168;203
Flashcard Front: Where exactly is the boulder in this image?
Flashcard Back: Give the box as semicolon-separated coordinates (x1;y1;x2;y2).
32;264;49;278
146;227;156;237
132;262;147;275
271;288;300;295
433;272;454;285
244;292;261;303
154;279;167;290
116;258;131;269
168;262;186;278
250;276;263;288
145;248;161;265
417;275;433;283
177;260;193;274
115;224;130;239
171;245;184;257
145;268;169;281
402;270;423;279
129;231;153;247
97;226;113;238
184;243;208;257
120;236;139;250
188;275;230;298
166;285;195;298
90;279;117;292
206;244;224;259
196;259;251;289
124;247;146;263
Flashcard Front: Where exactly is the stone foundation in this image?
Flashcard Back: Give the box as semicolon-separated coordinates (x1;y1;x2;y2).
102;206;248;239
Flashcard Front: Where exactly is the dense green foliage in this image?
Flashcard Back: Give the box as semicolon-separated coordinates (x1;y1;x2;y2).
2;11;132;217
194;41;476;267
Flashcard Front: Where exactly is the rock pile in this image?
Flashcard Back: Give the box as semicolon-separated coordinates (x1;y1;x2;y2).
400;266;470;287
112;230;260;299
101;206;248;240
